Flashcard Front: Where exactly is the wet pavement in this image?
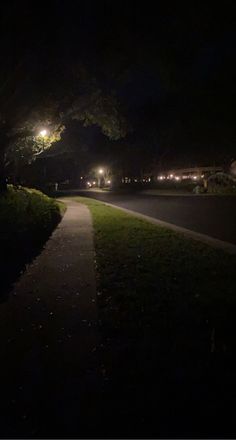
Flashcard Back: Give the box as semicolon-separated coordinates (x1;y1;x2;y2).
0;199;103;437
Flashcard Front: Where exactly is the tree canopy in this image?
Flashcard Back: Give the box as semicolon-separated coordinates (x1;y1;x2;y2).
0;1;236;188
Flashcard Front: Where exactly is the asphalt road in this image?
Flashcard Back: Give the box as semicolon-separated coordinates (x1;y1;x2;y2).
79;190;236;245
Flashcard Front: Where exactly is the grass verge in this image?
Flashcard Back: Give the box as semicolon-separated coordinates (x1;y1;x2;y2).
0;185;63;298
75;196;236;437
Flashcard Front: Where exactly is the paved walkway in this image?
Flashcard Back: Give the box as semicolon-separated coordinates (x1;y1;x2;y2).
0;199;101;437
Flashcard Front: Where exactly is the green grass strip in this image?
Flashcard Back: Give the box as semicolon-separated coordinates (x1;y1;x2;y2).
75;196;236;353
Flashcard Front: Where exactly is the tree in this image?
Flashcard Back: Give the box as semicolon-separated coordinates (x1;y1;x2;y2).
57;63;129;141
0;101;65;190
0;9;128;191
67;89;127;140
0;65;127;190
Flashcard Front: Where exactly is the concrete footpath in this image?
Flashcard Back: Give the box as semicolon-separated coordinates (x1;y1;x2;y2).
0;199;102;437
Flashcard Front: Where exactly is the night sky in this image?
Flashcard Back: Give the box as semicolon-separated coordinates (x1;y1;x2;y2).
1;1;236;169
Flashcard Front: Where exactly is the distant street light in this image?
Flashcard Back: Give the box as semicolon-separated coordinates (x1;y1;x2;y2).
97;168;105;188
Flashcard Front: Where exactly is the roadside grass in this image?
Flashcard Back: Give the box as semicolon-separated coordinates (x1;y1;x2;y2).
56;200;67;216
0;185;63;298
75;196;236;437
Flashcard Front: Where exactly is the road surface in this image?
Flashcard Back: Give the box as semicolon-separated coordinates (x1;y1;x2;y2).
78;190;236;245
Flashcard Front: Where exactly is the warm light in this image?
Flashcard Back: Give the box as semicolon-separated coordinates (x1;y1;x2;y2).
175;176;180;181
193;176;197;180
39;129;47;137
92;181;96;185
107;180;111;184
87;181;91;187
98;169;104;174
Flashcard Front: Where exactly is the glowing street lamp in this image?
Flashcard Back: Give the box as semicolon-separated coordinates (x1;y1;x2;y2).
37;129;48;152
97;168;105;188
37;130;49;180
39;129;47;137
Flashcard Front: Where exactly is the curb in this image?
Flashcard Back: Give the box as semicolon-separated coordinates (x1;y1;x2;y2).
103;202;236;255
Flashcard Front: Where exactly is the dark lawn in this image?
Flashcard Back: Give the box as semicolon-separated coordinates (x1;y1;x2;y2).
75;196;236;438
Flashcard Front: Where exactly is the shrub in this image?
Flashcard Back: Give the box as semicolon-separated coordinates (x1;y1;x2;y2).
0;185;62;297
207;172;236;194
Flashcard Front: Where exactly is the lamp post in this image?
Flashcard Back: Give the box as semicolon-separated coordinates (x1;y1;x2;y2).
38;129;48;180
39;129;47;151
98;168;104;188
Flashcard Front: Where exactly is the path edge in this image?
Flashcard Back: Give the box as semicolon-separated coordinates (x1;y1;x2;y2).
102;201;236;255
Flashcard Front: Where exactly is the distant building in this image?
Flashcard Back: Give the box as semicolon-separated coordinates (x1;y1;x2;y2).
157;165;223;181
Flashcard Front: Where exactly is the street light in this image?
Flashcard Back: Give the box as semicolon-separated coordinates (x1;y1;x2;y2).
38;129;48;150
98;168;105;188
38;129;48;180
39;129;47;137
